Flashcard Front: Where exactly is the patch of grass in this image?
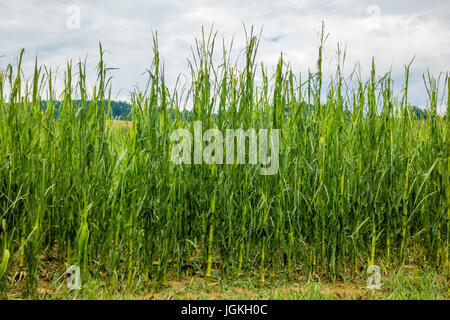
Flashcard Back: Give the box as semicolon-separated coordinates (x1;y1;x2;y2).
7;260;446;300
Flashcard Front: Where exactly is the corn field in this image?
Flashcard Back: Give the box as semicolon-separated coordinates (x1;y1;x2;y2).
0;27;449;297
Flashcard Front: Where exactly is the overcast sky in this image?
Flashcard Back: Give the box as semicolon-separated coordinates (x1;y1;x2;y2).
1;0;449;110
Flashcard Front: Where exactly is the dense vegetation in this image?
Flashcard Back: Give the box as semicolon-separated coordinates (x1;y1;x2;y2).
0;28;448;298
41;100;132;120
39;100;430;123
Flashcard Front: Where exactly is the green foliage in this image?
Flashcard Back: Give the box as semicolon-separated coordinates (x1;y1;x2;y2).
411;105;427;120
41;100;132;120
0;27;448;298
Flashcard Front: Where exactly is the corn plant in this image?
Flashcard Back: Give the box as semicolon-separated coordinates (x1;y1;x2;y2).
0;25;448;297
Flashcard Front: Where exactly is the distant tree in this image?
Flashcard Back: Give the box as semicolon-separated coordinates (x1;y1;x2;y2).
108;101;132;120
40;100;132;120
410;105;427;120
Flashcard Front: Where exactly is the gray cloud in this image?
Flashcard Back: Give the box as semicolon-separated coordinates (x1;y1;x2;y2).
0;0;449;107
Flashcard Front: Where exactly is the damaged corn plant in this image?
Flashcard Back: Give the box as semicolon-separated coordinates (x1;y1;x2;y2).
0;26;449;298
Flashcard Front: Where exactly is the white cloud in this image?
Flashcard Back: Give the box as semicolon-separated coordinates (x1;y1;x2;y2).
0;0;448;107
